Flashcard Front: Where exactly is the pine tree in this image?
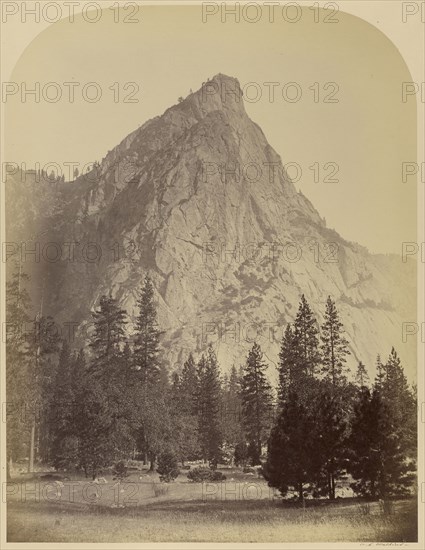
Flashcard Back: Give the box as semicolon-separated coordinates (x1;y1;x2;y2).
347;386;415;498
375;354;385;387
169;365;200;464
77;385;118;479
380;348;416;459
306;297;350;498
197;346;223;465
133;275;162;387
50;340;72;464
178;353;202;460
79;294;130;478
179;353;199;416
136;384;172;471
71;349;87;470
170;371;182;405
89;294;127;379
264;390;319;501
221;365;243;463
89;294;131;448
320;296;350;386
314;387;348;499
355;361;369;389
347;387;381;498
27;314;61;466
121;341;135;391
131;277;170;470
5;266;32;475
50;341;81;470
196;354;208;460
293;294;321;380
277;324;297;405
6;264;32;330
240;343;273;465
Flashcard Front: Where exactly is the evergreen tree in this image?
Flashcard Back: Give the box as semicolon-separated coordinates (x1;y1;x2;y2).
380;348;416;459
133;275;162;386
310;297;351;498
50;339;76;469
355;361;369;389
88;294;127;379
5;266;32;475
79;294;130;478
27;314;61;467
313;386;348;499
240;343;273;465
375;354;385;387
179;353;203;460
170;371;182;406
293;294;320;385
320;296;350;386
347;387;381;498
158;362;170;389
179;353;199;416
5;265;32;331
136;384;173;471
71;349;88;469
347;386;415;498
197;346;223;465
121;341;135;391
277;324;297;405
264;390;319;501
49;347;88;471
77;385;119;479
130;277;169;470
169;366;200;464
196;353;208;460
89;295;131;465
222;365;243;462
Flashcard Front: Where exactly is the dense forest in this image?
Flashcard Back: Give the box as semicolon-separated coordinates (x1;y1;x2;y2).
6;266;417;501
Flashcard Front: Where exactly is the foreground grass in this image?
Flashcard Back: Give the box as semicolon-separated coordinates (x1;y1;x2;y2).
8;496;417;542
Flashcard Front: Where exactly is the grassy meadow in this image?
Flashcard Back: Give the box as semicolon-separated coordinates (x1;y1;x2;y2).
6;467;418;543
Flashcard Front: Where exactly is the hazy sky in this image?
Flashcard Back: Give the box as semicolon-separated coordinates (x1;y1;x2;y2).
5;4;417;254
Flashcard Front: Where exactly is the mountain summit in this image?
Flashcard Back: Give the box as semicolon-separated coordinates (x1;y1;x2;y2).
6;74;416;379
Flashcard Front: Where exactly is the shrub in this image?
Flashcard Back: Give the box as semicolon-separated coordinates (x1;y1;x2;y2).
209;458;218;470
234;442;249;467
112;461;129;482
220;442;235;465
210;470;226;481
156;451;180;482
187;467;226;482
187;467;212;482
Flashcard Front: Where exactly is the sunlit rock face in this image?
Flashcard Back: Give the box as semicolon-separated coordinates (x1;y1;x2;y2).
6;74;416;381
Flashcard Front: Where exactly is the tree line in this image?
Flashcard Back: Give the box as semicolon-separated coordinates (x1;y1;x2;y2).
6;267;417;501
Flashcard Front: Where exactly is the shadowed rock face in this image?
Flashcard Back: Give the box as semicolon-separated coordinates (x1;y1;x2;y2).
6;74;416;380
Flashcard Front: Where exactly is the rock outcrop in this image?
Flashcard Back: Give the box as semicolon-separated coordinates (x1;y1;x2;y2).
6;74;416;380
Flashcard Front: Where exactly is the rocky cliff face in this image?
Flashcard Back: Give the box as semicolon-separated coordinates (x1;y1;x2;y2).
6;74;416;380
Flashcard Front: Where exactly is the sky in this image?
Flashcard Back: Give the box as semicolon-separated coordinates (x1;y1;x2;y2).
4;3;418;254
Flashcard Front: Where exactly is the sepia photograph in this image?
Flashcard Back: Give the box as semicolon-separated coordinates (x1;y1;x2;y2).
1;1;424;547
